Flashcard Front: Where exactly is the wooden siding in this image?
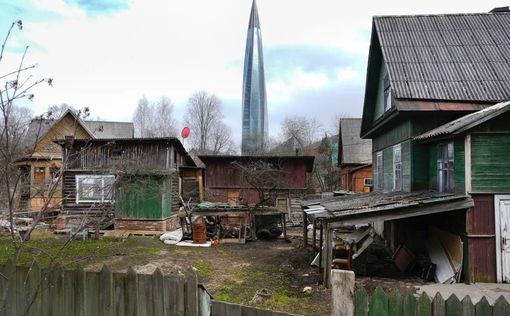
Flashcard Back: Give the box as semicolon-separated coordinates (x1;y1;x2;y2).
411;143;429;191
67;142;183;172
471;133;510;193
372;121;411;152
402;140;411;191
377;140;411;192
382;147;393;191
340;165;372;192
466;194;497;282
427;144;438;191
35;114;91;157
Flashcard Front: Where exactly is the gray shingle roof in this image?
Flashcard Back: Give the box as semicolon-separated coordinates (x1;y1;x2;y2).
375;12;510;102
414;100;510;140
84;121;133;139
339;118;372;164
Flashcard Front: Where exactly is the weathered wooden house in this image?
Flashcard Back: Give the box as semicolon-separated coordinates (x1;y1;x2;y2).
338;118;372;192
198;155;314;206
16;110;133;212
303;10;510;285
359;11;510;282
59;138;201;231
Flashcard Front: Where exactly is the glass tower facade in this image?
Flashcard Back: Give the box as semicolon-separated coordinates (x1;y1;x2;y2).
241;0;268;155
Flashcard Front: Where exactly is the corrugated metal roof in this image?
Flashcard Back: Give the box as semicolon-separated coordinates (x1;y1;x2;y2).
374;12;510;102
414;100;510;140
301;190;473;224
339;118;372;164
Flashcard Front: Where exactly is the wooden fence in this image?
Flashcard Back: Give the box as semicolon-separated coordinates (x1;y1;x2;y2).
355;287;510;316
0;262;303;316
0;261;201;316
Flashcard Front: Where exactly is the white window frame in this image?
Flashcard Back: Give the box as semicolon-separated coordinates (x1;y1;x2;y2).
393;144;402;191
376;151;383;190
437;142;455;193
75;175;115;204
364;178;373;187
383;73;392;112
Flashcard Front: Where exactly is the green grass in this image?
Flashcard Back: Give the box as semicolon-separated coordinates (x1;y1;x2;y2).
0;235;155;269
194;259;213;277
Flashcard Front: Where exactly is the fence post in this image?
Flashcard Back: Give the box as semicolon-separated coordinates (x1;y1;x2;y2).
331;269;355;316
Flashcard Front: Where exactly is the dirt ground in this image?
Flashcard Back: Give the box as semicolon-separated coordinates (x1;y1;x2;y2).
83;227;332;316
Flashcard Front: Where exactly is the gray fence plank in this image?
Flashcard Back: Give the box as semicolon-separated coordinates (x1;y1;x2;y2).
165;276;185;316
153;268;165;316
137;273;154;316
27;262;42;316
85;270;100;316
432;293;446;316
211;300;226;316
240;305;258;316
461;296;474;316
493;296;510;316
3;260;16;316
185;268;198;316
112;272;126;316
126;267;137;316
100;265;113;316
63;269;76;316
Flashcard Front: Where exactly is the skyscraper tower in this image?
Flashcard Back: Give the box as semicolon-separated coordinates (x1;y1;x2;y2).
241;0;268;155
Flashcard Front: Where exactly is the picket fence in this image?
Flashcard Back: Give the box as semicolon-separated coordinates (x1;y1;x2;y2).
355;287;510;316
0;262;301;316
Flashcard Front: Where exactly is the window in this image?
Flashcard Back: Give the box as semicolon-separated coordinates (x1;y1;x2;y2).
364;178;373;187
383;73;392;112
76;175;115;203
376;151;383;190
393;144;402;191
34;167;45;182
438;143;454;193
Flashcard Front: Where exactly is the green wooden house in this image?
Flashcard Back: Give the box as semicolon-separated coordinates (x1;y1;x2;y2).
360;11;510;282
59;138;202;231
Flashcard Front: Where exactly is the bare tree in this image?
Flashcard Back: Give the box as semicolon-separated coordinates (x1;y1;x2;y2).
133;95;178;137
47;103;74;118
184;90;234;154
280;115;321;151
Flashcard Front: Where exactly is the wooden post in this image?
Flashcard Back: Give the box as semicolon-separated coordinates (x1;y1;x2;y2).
196;169;204;202
319;221;323;270
303;209;308;247
312;219;317;258
331;269;355;316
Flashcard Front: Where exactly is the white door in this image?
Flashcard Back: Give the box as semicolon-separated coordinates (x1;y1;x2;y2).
497;196;510;282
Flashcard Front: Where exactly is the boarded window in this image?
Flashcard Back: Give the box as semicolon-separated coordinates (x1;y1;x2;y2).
438;142;454;193
393;144;402;191
376;151;383;190
34;167;45;181
76;175;115;203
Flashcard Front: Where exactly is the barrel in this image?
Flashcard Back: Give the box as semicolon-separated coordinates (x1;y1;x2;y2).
193;222;207;244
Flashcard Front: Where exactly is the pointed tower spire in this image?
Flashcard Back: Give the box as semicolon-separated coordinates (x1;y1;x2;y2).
241;0;268;155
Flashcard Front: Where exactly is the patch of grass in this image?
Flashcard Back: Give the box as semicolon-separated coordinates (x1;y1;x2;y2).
194;259;213;277
143;245;164;255
213;293;231;301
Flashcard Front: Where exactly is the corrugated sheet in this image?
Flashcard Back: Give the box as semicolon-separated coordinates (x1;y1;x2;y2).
414;101;510;140
374;12;510;102
339;118;372;164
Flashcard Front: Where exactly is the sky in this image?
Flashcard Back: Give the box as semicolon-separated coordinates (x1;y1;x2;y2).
1;0;508;148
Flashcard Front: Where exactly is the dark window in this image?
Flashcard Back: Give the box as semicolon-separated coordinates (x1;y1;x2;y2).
364;178;373;186
111;149;122;159
438;143;454;193
383;73;392;112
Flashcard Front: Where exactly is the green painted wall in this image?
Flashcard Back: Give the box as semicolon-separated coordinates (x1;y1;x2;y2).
383;147;393;191
471;133;510;193
373;62;387;123
411;143;429;190
375;140;411;192
402;140;411;191
372;121;412;152
115;175;174;220
428;145;438;191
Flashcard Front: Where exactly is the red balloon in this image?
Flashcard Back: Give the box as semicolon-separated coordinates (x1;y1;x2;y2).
181;127;190;138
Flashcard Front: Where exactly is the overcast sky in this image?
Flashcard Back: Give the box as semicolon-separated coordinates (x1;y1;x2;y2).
1;0;507;147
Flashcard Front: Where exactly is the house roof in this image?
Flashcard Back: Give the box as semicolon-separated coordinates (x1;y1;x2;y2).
83;121;134;138
374;12;510;102
414;100;510;141
198;155;315;172
23;110;133;150
301;190;474;225
339;118;372;165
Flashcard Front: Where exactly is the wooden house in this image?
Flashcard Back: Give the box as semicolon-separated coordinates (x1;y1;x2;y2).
338;118;372;192
16;111;133;212
359;11;510;282
198;155;314;206
59;138;201;231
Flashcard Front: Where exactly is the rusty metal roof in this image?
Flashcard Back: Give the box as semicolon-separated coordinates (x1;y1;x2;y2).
414;100;510;140
374;12;510;102
302;191;473;224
